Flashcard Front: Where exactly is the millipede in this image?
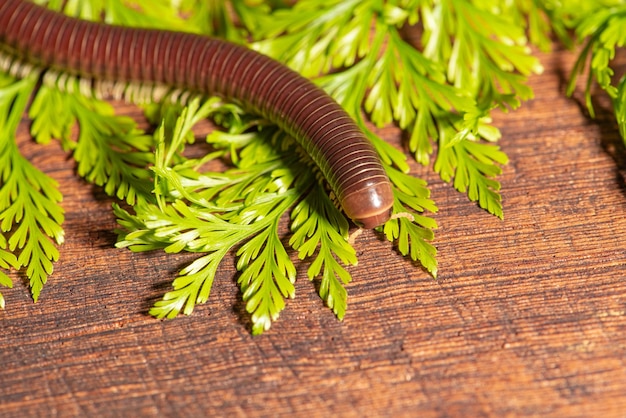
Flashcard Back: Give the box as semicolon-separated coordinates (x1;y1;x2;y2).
0;0;394;228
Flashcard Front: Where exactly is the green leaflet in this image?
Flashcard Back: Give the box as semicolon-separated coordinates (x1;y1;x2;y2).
0;231;20;309
567;4;626;122
0;72;64;302
290;184;357;320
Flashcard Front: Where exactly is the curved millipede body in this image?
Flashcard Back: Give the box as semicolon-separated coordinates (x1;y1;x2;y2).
0;0;394;228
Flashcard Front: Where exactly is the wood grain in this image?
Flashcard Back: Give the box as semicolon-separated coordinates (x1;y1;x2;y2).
1;44;626;417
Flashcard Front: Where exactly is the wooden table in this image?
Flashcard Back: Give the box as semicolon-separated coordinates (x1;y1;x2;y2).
1;45;625;417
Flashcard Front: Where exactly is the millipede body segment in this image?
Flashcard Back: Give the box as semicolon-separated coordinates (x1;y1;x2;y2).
0;0;394;228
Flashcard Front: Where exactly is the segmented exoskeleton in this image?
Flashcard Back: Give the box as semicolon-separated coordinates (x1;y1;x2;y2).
0;0;394;228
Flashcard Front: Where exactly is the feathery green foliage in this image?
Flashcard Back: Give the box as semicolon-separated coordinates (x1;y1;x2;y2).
563;1;626;141
6;0;624;333
252;0;545;219
0;72;64;303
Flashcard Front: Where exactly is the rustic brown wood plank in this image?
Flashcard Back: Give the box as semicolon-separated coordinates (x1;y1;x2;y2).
1;45;625;417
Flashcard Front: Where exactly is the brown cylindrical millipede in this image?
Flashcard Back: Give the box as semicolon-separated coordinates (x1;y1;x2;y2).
0;0;394;228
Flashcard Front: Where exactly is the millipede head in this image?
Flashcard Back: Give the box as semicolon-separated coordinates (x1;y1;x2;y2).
341;180;394;229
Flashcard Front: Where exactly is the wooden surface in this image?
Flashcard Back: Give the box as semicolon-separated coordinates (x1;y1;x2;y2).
1;45;626;417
